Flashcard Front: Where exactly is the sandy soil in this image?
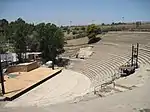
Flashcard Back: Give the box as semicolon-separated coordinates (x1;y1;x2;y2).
4;67;61;98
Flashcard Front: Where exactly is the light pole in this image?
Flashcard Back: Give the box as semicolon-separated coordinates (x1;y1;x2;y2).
92;20;95;24
69;21;72;27
0;54;5;94
122;17;124;24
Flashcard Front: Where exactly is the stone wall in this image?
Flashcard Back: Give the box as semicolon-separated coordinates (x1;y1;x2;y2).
7;62;39;73
76;46;93;59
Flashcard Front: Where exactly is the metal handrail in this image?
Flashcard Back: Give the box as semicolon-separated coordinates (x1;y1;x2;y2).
94;73;118;94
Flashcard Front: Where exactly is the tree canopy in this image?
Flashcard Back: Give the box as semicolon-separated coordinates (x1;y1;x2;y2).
35;23;64;63
87;24;101;44
0;18;64;64
136;21;141;28
7;18;34;62
0;19;9;53
87;24;101;39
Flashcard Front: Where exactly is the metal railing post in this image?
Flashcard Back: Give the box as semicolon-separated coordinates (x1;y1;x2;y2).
0;54;5;94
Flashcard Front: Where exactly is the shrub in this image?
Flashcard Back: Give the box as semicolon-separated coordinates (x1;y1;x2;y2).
67;29;70;34
74;27;79;31
72;31;78;35
88;37;101;44
81;26;86;31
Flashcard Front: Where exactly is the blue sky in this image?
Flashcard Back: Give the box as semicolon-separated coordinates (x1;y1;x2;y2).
0;0;150;25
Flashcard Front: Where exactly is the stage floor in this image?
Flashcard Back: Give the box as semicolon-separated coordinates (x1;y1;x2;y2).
3;67;62;100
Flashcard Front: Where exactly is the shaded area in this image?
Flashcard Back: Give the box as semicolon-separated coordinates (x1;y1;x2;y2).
88;37;101;44
139;109;150;112
56;58;70;67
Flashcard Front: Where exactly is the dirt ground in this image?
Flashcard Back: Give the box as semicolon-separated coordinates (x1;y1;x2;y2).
3;67;61;98
66;37;88;46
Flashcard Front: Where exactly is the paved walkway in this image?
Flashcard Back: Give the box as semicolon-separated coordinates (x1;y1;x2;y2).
1;65;150;112
4;69;91;107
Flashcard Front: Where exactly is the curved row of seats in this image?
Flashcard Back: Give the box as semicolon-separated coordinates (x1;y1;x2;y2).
70;33;150;88
71;47;131;87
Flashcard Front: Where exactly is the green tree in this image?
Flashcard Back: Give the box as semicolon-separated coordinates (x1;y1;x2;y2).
87;24;101;44
0;18;64;67
111;22;115;25
87;24;98;40
101;23;105;26
72;30;77;35
74;27;79;31
61;26;68;31
136;21;141;28
27;30;40;52
35;23;64;68
8;18;34;62
67;28;70;34
25;24;40;52
81;26;86;31
0;19;9;53
0;19;9;36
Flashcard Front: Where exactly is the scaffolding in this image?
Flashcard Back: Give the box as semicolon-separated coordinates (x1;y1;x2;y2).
119;43;139;77
94;43;139;95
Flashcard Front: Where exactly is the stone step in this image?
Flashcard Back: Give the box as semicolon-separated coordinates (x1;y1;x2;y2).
115;84;132;92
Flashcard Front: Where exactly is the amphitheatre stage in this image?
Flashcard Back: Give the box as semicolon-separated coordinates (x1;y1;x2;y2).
5;69;91;107
1;32;150;112
3;67;62;100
